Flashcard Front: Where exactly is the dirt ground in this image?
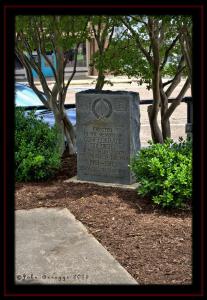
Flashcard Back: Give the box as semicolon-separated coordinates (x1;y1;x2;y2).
15;154;192;285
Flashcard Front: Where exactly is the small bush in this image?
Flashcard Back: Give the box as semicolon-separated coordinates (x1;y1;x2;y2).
15;108;61;181
130;138;192;208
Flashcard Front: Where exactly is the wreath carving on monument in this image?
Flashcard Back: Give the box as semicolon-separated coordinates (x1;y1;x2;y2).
92;98;112;120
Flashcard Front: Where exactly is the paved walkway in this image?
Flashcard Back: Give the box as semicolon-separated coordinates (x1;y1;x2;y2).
15;207;138;285
17;75;135;86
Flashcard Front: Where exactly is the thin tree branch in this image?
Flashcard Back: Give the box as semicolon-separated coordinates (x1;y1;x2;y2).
130;15;148;26
63;43;80;99
15;48;50;109
121;16;153;64
159;19;165;44
19;31;52;98
160;33;180;70
179;29;192;84
92;25;101;50
163;78;190;121
106;25;114;51
35;18;59;84
165;56;185;98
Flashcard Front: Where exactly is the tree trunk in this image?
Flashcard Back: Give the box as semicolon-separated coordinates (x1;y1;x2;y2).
148;75;164;144
95;72;105;90
53;114;66;156
50;99;76;156
62;108;77;154
161;117;171;140
55;113;76;155
161;118;171;140
149;56;163;144
95;52;105;90
148;105;163;143
147;21;164;144
160;85;171;140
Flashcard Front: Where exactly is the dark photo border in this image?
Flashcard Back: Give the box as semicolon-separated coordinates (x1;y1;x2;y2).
2;0;205;297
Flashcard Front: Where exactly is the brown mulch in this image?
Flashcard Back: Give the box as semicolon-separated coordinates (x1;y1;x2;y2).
15;154;192;285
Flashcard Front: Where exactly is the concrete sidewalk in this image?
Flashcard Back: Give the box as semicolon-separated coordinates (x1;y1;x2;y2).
16;75;136;86
15;207;138;285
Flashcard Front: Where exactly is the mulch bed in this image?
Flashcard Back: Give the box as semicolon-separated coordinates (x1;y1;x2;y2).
15;153;192;285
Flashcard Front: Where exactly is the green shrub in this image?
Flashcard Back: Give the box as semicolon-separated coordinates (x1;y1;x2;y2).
130;138;192;208
15;108;61;181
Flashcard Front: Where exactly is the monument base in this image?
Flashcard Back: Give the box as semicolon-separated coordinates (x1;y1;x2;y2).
65;176;139;190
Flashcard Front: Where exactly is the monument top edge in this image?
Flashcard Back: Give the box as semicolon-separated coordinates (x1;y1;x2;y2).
77;89;139;96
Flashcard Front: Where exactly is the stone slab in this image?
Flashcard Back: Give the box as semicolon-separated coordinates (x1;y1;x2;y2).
65;176;140;190
76;90;140;185
15;208;138;285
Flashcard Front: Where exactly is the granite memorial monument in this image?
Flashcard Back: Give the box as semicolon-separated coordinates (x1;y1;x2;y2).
76;90;140;184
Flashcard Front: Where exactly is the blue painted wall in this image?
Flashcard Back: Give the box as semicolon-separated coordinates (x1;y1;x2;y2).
32;53;57;78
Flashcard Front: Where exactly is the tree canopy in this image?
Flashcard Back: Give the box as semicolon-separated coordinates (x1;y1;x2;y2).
96;15;192;142
15;15;192;146
15;15;89;154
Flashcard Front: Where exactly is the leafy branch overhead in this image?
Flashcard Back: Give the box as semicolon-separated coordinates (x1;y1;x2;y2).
99;15;192;143
88;16;121;90
15;15;192;147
